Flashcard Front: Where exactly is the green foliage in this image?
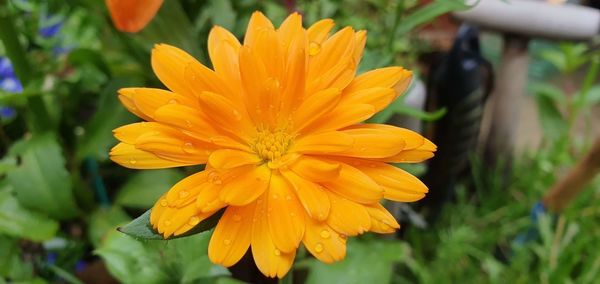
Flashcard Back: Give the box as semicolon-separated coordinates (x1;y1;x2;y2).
5;134;79;220
95;231;231;283
115;169;184;208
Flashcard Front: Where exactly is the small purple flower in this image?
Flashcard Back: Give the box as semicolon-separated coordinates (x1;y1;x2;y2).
39;21;63;38
0;57;23;119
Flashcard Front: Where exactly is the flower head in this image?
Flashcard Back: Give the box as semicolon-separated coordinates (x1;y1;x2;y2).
105;0;163;33
111;12;435;278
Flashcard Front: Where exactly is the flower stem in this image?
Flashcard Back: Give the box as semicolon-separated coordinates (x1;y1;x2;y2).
0;0;52;132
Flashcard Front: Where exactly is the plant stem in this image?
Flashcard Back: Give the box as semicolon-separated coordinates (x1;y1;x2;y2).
387;0;406;53
0;0;52;132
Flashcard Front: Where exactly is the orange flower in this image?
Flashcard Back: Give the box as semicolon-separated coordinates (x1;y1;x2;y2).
110;12;435;278
105;0;163;33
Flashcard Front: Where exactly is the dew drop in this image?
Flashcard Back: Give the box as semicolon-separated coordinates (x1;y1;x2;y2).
232;214;242;222
285;195;292;201
290;212;296;217
182;142;196;153
314;243;324;253
320;229;331;239
309;41;321;56
164;220;172;227
232;110;241;121
160;199;168;207
274;249;281;256
185;120;193;128
128;158;137;165
223;239;231;246
168;99;178;104
188;216;200;226
272;194;279;199
178;190;189;199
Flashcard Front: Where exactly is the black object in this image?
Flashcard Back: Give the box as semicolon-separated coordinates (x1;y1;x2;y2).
421;25;494;222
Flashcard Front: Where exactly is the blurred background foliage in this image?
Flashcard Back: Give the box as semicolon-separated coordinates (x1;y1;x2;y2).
0;0;599;283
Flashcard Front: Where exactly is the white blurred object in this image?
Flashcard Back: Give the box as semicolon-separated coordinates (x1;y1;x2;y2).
455;0;600;40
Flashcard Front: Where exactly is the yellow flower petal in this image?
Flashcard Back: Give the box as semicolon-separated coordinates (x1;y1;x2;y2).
334;126;407;158
219;165;271;206
208;26;241;86
209;204;254;267
304;103;375;133
208;149;261;169
326;193;371;236
267;174;305;253
343;67;412;96
277;12;303;51
151;44;203;97
195;182;226;213
376;138;437;163
281;170;330;221
153;201;216;238
322;162;383;204
307;19;335;44
244;11;275;46
345;158;428;202
110;143;193;169
197;91;253;138
293;88;341;131
338;87;396;113
164;171;208;207
365;203;400;234
252;194;296;278
118;88;196;120
303;218;346;263
292;131;353;154
289;156;341;182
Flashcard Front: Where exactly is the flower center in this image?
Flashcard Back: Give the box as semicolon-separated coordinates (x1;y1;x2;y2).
251;129;293;162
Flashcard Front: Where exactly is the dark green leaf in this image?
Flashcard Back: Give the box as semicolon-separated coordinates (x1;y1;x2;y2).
6;134;79;220
88;206;130;247
529;83;566;103
209;0;236;31
115;169;184;209
535;92;568;141
117;209;224;240
0;235;33;280
0;191;59;241
305;239;410;284
396;0;469;36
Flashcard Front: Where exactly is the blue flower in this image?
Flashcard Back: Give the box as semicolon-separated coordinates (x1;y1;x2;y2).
0;57;23;119
39;21;63;38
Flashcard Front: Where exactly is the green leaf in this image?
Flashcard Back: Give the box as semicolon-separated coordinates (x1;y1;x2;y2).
529;83;566;104
305;239;410;284
117;209;224;240
115;169;184;209
75;80;137;161
209;0;236;31
88;206;130;248
6;134;79;220
0;191;59;241
96;229;226;283
95;231;170;284
534;91;568;141
396;0;469;36
0;235;33;280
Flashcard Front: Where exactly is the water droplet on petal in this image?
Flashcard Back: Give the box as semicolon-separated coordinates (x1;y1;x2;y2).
160;199;168;207
182;142;196;153
232;214;242;222
129;158;137;165
320;230;331;239
274;249;281;256
314;243;324;253
188;216;200;226
178;190;189;198
285;195;292;201
168;99;178;104
185;120;193;128
223;239;231;246
232;110;241;121
309;41;321;56
164;220;172;227
272;194;279;199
